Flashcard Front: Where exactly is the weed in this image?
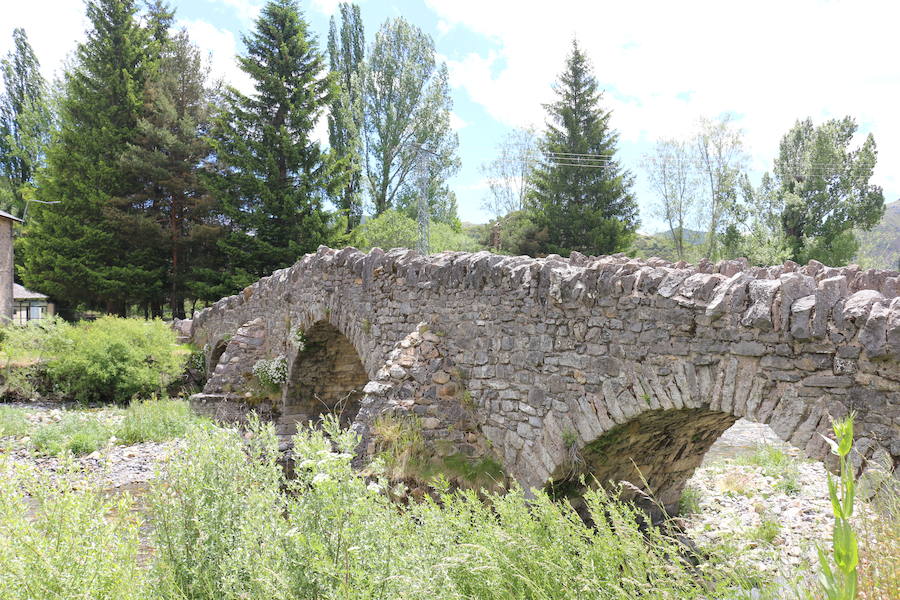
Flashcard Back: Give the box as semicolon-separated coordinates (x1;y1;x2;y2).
361;318;371;334
31;413;115;456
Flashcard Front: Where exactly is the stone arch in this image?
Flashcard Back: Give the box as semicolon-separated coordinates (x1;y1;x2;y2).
207;339;228;377
537;352;856;520
278;320;369;441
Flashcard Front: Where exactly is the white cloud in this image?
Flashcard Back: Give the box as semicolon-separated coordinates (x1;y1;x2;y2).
0;1;89;83
179;18;255;95
449;111;467;131
429;0;900;200
210;0;264;24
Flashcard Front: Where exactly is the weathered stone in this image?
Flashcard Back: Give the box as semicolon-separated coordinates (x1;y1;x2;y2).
186;247;899;515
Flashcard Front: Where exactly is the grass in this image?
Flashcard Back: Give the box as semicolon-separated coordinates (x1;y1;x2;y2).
679;484;702;514
16;399;205;457
751;515;781;545
855;462;900;599
0;405;31;437
736;444;802;496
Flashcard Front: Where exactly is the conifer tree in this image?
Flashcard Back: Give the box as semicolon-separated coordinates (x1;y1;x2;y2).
20;0;155;315
120;28;219;318
0;28;51;216
208;0;343;287
327;2;364;232
529;40;637;256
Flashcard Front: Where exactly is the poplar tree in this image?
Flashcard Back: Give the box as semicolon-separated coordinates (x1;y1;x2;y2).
327;2;365;232
0;28;51;216
208;0;342;287
529;40;637;256
20;0;155;314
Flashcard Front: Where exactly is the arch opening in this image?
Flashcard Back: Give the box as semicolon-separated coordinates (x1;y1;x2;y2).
207;340;228;379
547;408;738;521
279;320;369;440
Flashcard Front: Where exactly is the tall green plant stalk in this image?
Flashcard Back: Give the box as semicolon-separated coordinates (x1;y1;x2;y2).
818;415;859;600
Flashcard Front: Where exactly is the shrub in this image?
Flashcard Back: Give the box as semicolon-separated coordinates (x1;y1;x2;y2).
679;484;702;515
45;317;184;404
0;462;144;599
116;398;206;444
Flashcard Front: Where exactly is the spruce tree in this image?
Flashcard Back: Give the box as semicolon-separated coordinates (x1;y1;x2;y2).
0;28;51;216
208;0;343;287
529;40;638;256
20;0;155;315
327;2;365;233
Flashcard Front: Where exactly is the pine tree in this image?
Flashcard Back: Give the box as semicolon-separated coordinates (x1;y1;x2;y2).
529;40;638;256
0;28;51;216
120;28;219;318
20;0;155;315
208;0;343;287
327;2;364;233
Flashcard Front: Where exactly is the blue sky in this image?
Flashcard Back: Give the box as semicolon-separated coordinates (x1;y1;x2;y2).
3;0;899;232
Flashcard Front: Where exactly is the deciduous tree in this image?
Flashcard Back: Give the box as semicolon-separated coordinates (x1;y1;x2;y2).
775;116;883;265
642;138;698;261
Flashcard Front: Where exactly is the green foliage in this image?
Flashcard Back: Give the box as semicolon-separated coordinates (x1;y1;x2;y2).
45;317;184;404
116;397;207;444
752;515;781;545
528;39;638;257
208;0;342;288
20;0;159;313
817;415;860;600
679;485;702;515
776;117;884;265
363;17;459;216
251;355;288;391
0;405;30;437
144;418;759;599
854;199;900;270
737;443;802;496
0;465;145;599
31;413;114;456
327;2;365;232
0;27;51;215
351;209;479;253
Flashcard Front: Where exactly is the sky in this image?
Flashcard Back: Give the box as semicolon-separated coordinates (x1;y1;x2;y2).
2;0;899;233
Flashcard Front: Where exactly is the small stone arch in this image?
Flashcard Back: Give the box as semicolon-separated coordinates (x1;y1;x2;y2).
207;339;229;377
278;320;369;441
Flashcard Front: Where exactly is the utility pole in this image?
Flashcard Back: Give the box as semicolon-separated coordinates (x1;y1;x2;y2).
410;142;435;255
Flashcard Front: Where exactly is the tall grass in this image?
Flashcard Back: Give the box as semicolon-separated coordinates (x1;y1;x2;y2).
0;405;30;437
146;417;767;599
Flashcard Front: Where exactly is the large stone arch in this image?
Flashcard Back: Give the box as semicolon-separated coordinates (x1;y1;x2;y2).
184;246;900;509
278;319;369;439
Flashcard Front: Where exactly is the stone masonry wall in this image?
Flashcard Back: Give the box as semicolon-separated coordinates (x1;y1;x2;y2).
187;246;900;510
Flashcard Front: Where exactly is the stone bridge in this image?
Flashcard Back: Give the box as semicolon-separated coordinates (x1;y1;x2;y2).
185;246;900;514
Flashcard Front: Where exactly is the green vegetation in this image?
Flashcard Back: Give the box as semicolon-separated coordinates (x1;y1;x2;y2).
679;484;702;515
737;444;802;496
1;417;775;599
0;405;30;437
6;399;203;457
818;415;860;600
751;515;781;545
0;466;145;599
44;317;184;404
351;209;479;253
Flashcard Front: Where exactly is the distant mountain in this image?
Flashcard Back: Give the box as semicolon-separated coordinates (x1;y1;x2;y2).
855;199;900;270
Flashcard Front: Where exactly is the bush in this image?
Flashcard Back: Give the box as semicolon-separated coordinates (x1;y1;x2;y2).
147;417;763;600
352;209;482;254
45;317;184;404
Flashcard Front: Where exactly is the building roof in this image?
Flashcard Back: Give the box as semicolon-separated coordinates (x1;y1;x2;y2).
13;283;48;300
0;209;23;223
